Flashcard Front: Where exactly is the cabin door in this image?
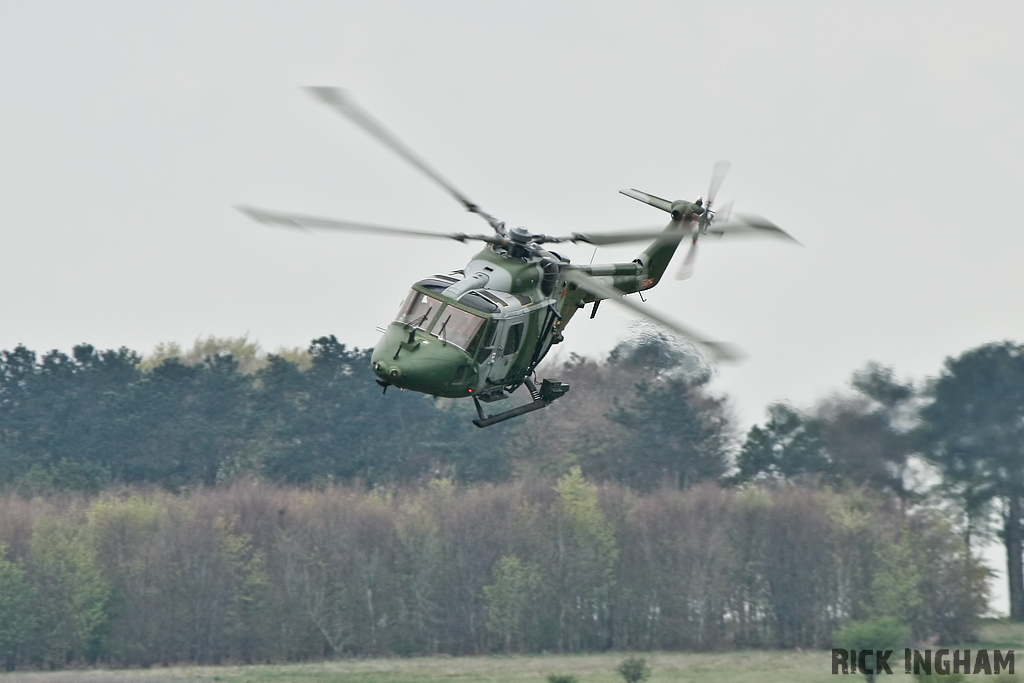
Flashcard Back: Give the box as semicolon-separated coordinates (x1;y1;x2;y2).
485;317;526;385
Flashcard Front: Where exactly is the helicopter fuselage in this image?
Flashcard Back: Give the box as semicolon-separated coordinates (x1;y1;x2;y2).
370;222;690;401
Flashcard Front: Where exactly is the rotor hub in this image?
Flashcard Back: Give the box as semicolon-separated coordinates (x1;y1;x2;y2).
509;226;531;244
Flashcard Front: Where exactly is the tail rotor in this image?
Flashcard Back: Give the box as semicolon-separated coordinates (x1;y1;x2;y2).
678;160;730;280
698;160;731;233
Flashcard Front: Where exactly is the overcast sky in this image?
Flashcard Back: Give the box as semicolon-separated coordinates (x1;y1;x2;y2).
2;0;1022;612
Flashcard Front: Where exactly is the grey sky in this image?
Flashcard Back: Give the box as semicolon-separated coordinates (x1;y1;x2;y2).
4;1;1019;421
2;0;1022;614
3;2;1023;420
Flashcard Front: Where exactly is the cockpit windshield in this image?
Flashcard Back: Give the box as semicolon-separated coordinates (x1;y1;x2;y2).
396;290;442;329
430;306;486;352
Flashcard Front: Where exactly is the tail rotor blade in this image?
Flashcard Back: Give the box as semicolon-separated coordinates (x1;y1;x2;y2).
706;160;731;208
676;239;699;280
713;200;733;224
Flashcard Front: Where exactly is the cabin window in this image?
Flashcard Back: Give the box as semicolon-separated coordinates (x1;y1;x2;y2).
429;305;485;352
505;322;524;356
395;290;442;330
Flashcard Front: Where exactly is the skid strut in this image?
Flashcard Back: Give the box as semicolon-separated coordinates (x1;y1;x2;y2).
472;378;569;428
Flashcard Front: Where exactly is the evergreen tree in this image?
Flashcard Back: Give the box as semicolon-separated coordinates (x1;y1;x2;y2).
734;402;833;483
919;341;1024;620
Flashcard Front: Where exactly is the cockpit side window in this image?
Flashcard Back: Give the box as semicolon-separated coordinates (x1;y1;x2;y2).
396;290;442;330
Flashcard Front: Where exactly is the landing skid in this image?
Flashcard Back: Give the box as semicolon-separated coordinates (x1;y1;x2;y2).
472;378;569;428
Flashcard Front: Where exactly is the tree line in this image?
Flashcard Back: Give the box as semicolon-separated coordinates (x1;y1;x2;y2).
0;333;743;493
0;336;514;491
0;477;985;669
2;332;1024;646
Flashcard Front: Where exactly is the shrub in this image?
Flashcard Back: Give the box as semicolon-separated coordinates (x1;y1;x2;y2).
833;616;909;652
915;673;966;682
834;617;909;682
618;655;652;683
547;675;579;683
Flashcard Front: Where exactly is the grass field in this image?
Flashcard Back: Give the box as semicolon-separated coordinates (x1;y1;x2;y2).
3;622;1022;683
0;653;844;683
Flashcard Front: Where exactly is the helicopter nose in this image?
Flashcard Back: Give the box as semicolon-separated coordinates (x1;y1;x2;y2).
371;323;470;397
373;357;435;393
374;362;402;382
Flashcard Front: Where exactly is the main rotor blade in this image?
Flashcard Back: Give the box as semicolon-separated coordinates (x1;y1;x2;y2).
561;268;741;363
705;214;800;243
548;222;694;246
306;87;502;232
706;160;731;207
237;205;498;243
546;213;796;248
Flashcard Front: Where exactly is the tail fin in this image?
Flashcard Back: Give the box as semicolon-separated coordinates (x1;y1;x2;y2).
620;188;691;290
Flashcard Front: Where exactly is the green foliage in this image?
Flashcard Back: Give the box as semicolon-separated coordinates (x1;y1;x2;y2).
0;344;139;493
0;330;744;495
617;655;652;683
0;481;993;666
851;362;913;409
84;495;167;666
514;332;734;490
869;529;925;634
608;375;731;490
0;545;36;670
28;514;111;665
0;336;519;492
552;468;619;650
0;333;1010;665
255;335;516;486
760;488;838;648
915;672;966;683
142;335;266;374
833;617;909;652
555;468;615;555
217;516;272;662
736;364;916;495
734;402;832;483
484;555;540;652
546;675;579;683
919;341;1024;617
910;514;989;643
141;336;314;374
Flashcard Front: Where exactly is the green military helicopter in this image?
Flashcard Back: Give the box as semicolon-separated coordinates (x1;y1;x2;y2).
239;88;795;426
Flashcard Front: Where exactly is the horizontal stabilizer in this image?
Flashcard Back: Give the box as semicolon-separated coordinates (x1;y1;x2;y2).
619;188;673;214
